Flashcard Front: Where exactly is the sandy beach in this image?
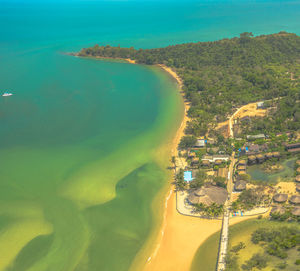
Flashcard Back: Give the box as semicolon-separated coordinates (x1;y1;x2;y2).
130;65;222;271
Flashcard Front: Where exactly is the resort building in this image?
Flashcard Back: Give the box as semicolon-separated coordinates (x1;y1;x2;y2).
292;207;300;216
296;176;300;183
187;186;228;206
237;165;246;171
201;160;210;167
238;160;247;166
234;180;246;191
246;134;266;140
296;184;300;192
194;139;205;148
191;157;200;167
188;151;196;158
290;195;300;205
285;143;300;153
256;154;265;163
273;193;288;203
248;155;256;165
256;101;265;109
201;155;230;163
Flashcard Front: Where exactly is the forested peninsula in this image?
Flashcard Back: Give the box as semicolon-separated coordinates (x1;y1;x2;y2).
78;32;300;137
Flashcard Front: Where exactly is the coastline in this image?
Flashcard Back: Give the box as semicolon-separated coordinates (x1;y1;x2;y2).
131;65;221;271
133;65;268;271
71;53;223;270
73;53;136;64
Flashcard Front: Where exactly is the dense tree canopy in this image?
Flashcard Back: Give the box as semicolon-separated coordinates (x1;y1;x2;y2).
79;32;300;136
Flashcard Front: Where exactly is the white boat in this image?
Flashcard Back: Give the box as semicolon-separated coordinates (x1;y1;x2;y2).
2;92;13;97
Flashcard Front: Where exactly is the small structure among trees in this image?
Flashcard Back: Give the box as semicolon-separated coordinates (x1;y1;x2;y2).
290;195;300;205
273;193;288;203
234;180;247;192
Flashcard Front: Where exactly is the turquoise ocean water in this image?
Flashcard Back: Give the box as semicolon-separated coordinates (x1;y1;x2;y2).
0;1;300;270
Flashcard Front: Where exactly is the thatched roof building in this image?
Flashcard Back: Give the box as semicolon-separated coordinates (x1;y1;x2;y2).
248;155;256;164
273;193;288;203
237;165;246;171
188;152;196;158
201;160;210;167
270;206;285;215
296;175;300;183
290;195;300;205
256;154;265;163
239;160;247;166
292;207;300;216
265;153;273;159
272;152;280;158
296;184;300;192
214;159;223;165
188;186;228;206
191;157;199;166
297;168;300;174
234;180;247;191
296;160;300;167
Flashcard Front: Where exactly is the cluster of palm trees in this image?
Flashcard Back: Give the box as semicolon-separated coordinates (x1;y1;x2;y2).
194;202;224;217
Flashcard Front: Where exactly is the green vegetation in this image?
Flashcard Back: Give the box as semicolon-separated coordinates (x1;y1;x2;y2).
232;187;270;211
175;168;186;190
247;158;296;184
191;218;300;271
79;32;300;137
194;202;224;217
224;219;300;271
189;170;206;189
178;135;197;149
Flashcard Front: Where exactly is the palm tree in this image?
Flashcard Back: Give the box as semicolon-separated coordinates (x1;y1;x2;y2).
171;156;176;171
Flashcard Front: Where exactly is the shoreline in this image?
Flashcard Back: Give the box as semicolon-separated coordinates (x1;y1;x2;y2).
72;53;223;270
72;53;136;64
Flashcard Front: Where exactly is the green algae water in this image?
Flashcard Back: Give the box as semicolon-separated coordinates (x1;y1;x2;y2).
1;1;300;270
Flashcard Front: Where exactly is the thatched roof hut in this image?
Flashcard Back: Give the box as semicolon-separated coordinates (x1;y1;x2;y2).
191;157;199;166
273;193;288;203
290;195;300;205
239;160;247;166
238;170;247;176
292;207;300;216
272;152;280;158
296;184;300;192
234;180;247;191
256;154;265;163
265;152;273;159
296;175;300;183
214;159;223;165
188;152;196;158
188;186;228;206
237;165;246;171
248;155;256;164
297;168;300;174
296;160;300;167
201;160;210;167
271;206;285;215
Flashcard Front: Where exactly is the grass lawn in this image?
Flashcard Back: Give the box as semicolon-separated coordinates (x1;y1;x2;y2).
190;218;300;271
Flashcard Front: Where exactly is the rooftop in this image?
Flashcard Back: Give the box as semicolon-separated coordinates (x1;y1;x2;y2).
188;186;228;206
